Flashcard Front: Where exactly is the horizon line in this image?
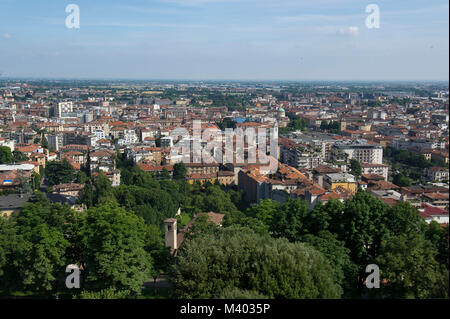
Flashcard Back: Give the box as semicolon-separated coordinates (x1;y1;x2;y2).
0;77;449;84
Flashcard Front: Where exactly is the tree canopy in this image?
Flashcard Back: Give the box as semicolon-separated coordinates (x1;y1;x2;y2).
80;202;153;294
170;226;342;299
45;159;75;186
376;233;448;299
0;146;13;164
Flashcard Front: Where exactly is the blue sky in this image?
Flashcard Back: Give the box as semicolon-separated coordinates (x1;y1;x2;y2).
0;0;448;81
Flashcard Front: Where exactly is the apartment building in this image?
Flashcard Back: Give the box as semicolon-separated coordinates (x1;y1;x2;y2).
360;162;389;180
331;140;383;164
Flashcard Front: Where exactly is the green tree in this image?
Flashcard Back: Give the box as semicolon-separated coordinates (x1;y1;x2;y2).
12;150;29;162
79;181;95;208
386;201;427;237
328;190;390;290
93;172;115;205
301;231;358;298
376;234;448;299
349;159;362;179
40;136;49;149
145;224;171;291
270;199;309;242
75;171;88;184
45;160;75;186
120;165;158;188
217;287;268;299
182;214;219;244
0;217;11;281
234;216;270;237
217;118;236;130
0;198;72;294
426;222;449;269
81;202;153;294
31;172;41;190
0;146;13;164
160;168;171;180
303;199;343;236
393;173;412;187
173;162;187;181
78;287;130;299
170;226;342;299
246;198;280;227
187;184;242;221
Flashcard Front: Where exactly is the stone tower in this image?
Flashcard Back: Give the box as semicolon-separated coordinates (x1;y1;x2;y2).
164;218;177;250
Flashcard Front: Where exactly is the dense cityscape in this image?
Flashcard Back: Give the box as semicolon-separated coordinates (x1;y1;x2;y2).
0;0;449;308
0;79;448;299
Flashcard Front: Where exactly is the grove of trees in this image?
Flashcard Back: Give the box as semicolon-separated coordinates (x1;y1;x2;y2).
0;153;448;299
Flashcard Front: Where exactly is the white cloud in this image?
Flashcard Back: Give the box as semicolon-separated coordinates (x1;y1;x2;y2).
276;14;362;23
314;26;360;37
338;26;359;37
2;33;12;39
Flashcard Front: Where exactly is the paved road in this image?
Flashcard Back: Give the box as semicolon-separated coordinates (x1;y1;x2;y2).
143;275;172;289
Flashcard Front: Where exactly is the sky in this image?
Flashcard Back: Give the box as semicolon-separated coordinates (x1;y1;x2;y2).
0;0;448;81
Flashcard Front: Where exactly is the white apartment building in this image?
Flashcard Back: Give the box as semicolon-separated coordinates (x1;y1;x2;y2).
118;130;138;147
393;138;446;150
280;145;323;170
360;162;389;180
55;102;73;117
425;167;449;182
332;140;383;164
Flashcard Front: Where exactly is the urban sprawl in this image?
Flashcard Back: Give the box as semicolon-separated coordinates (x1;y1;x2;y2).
0;80;448;299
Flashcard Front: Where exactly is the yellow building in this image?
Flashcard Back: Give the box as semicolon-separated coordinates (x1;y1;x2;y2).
186;173;218;185
324;173;357;194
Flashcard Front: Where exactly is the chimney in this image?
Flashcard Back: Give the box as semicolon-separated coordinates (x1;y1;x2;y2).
164;218;178;250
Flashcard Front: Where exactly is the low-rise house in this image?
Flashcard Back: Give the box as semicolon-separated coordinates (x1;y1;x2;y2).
425;167;449;182
370;189;402;204
186;173;217;185
217;171;235;185
51;183;84;197
62;151;86;166
92;169;121;187
0;194;32;217
89;149;116;173
15;144;44;158
423;192;449;210
366;180;400;192
61;144;90;153
419;204;449;224
138;163;174;179
360;162;389;180
323;173;357;194
185;162;219;176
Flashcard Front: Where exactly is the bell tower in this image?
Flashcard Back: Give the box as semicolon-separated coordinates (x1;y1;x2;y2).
164;218;178;250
